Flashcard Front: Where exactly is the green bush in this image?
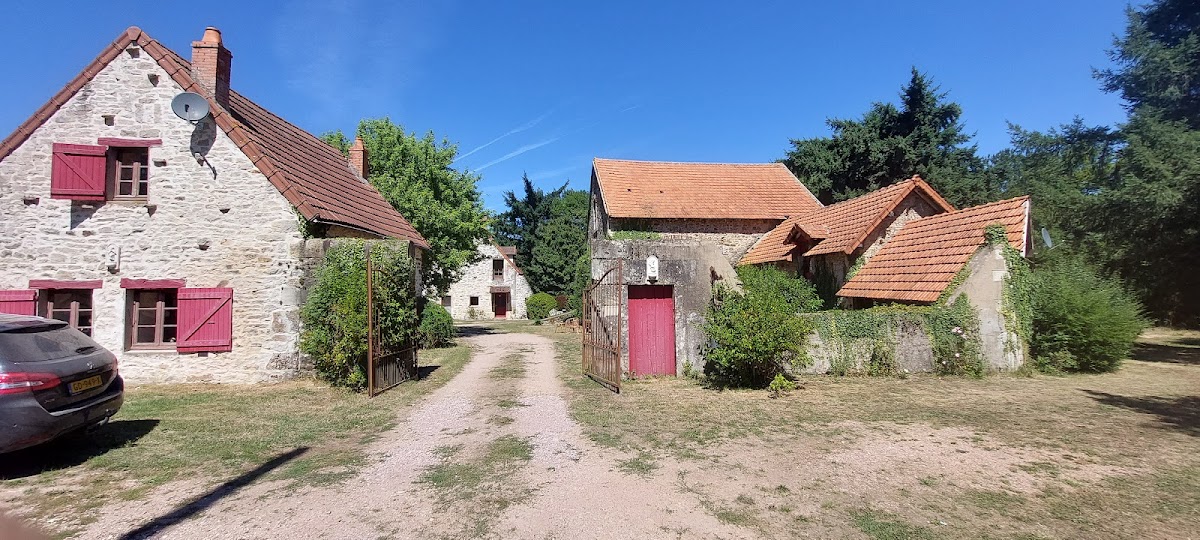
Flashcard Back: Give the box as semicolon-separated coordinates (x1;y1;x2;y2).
526;292;557;321
927;296;984;377
767;373;796;397
702;266;820;387
568;250;590;318
418;302;455;349
1030;258;1146;373
300;241;418;391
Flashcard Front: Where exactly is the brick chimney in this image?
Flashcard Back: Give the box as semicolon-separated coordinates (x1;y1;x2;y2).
191;27;232;107
350;137;369;178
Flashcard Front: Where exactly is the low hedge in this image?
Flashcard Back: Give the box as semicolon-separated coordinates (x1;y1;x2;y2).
526;292;557;321
418;302;455;348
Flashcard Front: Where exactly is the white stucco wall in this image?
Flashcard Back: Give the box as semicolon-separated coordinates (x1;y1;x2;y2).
0;45;307;383
443;243;532;320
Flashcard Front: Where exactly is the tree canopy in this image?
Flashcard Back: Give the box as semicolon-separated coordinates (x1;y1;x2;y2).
491;174;567;266
322;118;490;294
526;190;589;295
491;175;588;295
782;69;992;207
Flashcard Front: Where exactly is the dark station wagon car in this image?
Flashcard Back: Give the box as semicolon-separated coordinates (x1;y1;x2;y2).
0;314;123;454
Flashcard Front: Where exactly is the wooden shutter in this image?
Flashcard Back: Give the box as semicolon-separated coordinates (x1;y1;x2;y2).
51;143;107;200
176;288;233;353
0;290;38;316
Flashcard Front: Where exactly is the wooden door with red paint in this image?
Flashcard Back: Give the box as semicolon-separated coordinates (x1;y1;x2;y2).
492;292;508;318
628;285;675;376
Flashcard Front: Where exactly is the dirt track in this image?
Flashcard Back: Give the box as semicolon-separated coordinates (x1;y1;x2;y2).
80;329;749;540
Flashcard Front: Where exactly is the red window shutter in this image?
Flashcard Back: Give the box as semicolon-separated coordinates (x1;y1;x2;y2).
176;288;233;353
51;143;107;200
0;290;38;316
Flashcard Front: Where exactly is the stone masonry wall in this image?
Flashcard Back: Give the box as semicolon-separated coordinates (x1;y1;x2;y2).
611;217;779;264
857;195;939;261
591;239;739;375
444;243;532;320
0;46;306;383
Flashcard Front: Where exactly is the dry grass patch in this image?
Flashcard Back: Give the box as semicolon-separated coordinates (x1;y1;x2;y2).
0;343;472;538
533;323;1200;539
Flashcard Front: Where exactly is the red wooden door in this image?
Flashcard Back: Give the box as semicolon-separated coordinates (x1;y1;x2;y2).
628;285;675;376
492;293;508;318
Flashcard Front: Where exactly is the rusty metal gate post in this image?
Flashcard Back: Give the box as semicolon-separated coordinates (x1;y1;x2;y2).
581;259;623;393
366;240;419;397
366;241;376;396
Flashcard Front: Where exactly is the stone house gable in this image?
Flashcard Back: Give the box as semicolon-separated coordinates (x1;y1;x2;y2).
443;243;533;320
0;27;424;383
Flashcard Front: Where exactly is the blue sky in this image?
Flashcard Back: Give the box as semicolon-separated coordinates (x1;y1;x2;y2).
0;1;1130;211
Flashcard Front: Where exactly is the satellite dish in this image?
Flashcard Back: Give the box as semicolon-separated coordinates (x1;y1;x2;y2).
171;92;210;122
1041;227;1054;249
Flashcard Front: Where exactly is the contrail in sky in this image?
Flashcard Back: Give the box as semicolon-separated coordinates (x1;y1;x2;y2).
475;138;561;171
454;110;553;163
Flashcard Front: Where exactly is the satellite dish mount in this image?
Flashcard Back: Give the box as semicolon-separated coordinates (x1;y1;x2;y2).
171;92;211;123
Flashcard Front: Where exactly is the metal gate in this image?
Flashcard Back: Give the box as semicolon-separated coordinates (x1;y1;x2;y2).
582;260;622;393
366;241;419;397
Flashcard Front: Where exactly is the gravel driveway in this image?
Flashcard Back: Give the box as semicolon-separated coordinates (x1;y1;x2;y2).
80;328;745;540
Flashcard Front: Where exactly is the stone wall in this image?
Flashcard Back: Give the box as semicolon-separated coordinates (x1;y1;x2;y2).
948;244;1026;371
857;195;939;261
801;318;935;374
0;45;306;383
443;243;533;320
591;238;739;374
610;218;779;264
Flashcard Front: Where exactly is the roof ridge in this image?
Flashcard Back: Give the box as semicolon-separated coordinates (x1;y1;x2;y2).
0;25;427;248
840;181;919;255
594;157;790;168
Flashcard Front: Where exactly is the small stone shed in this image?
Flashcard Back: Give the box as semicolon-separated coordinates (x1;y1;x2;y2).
441;242;533;320
837;196;1032;370
0;26;428;383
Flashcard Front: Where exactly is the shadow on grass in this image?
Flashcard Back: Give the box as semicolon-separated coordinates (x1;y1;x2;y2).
0;419;160;480
1131;342;1200;365
1083;390;1200;437
417;365;440;380
117;447;308;540
456;324;505;337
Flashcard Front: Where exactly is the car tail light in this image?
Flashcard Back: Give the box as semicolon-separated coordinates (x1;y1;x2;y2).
0;372;63;395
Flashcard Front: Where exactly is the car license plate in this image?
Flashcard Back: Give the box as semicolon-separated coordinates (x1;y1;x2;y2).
69;375;103;395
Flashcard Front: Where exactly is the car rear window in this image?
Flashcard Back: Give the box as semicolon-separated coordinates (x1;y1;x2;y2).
0;323;103;364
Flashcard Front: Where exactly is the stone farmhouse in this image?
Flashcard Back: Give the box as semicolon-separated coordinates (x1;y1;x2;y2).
587;158;1030;377
0;26;428;383
441;242;533;320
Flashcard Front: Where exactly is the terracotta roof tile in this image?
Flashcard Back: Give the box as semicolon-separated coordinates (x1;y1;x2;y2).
739;177;954;265
837;196;1031;303
739;217;830;265
801;177;955;257
0;27;427;249
592;158;822;220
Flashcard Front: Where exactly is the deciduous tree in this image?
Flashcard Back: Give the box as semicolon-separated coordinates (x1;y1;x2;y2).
322;118;490;294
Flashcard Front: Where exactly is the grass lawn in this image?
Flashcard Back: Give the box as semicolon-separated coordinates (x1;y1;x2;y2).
508;320;1200;539
0;343;471;538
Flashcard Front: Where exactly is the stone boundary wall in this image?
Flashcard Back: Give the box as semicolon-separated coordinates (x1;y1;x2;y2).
800;317;936;374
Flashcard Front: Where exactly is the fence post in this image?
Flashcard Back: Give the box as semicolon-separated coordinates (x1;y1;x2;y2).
366;241;375;397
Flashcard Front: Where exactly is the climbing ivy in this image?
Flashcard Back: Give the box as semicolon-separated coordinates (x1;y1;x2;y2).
610;230;661;240
804;300;983;377
985;224;1034;351
936;263;973;305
